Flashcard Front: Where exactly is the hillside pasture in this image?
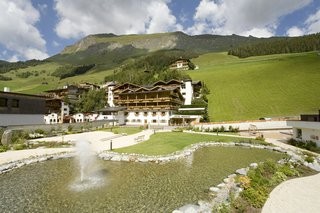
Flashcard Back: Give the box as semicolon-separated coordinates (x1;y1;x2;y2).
190;52;320;121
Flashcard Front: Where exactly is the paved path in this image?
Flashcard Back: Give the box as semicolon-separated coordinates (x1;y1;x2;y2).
0;129;155;165
1;129;320;212
262;173;320;213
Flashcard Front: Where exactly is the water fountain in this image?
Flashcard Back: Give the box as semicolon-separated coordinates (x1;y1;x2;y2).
69;140;105;191
0;146;285;212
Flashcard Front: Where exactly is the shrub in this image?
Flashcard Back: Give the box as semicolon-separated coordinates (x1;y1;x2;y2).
0;145;8;152
219;126;225;132
238;176;251;189
242;186;268;208
35;129;45;134
305;155;314;163
13;143;27;150
67;125;73;132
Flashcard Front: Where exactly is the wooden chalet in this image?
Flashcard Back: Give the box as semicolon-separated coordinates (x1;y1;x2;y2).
113;82;184;112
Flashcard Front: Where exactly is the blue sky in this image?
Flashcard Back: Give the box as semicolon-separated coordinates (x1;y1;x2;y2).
0;0;319;62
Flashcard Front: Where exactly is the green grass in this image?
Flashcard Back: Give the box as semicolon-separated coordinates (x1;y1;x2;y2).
115;132;264;155
2;51;319;122
190;51;320;121
103;127;142;135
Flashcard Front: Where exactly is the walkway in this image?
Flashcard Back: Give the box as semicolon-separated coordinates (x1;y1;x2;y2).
1;129;320;212
0;129;155;165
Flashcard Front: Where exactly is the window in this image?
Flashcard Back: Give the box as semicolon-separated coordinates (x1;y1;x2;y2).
182;92;186;95
0;98;8;107
152;119;157;123
152;112;157;116
161;119;166;123
181;84;186;89
12;99;19;108
161;111;166;116
137;119;141;122
135;112;139;116
144;112;148;116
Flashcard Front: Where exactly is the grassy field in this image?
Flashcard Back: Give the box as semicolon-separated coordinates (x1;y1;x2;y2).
1;51;319;121
190;51;320;121
115;132;264;155
103;127;142;135
0;63;113;94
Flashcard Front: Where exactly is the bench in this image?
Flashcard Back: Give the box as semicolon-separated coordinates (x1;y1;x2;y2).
134;135;145;143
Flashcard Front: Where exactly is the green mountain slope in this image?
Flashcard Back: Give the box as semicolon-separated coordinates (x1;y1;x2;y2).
48;31;260;70
190;51;320;121
0;32;319;121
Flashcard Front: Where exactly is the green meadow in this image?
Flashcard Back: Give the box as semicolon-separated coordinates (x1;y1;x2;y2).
190;51;320;121
1;51;319;121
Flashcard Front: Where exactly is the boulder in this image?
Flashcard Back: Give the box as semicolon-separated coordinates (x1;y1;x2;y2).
209;187;220;193
250;163;258;168
235;167;249;176
1;130;12;145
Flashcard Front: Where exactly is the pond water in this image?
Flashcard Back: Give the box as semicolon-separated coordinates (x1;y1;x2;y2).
0;147;285;212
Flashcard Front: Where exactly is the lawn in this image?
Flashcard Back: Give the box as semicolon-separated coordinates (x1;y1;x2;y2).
2;51;319;122
115;132;265;155
103;126;142;135
190;51;320;121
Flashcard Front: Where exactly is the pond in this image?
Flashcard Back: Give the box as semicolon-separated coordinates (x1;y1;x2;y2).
0;147;285;212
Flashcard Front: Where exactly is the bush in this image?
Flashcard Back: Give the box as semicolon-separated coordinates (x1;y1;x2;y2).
35;129;45;135
0;145;8;152
13;143;27;150
242;186;268;208
305;155;314;163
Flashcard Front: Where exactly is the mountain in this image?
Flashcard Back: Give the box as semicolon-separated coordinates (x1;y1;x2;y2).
48;31;260;70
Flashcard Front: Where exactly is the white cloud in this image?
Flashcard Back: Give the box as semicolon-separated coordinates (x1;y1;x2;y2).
241;28;275;38
54;0;181;39
305;9;320;34
0;0;48;60
286;26;304;37
52;41;60;47
37;3;48;14
188;0;312;37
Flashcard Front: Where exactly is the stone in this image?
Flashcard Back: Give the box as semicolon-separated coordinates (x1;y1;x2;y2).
110;155;122;161
235;168;248;176
223;178;231;183
217;183;226;188
173;204;200;213
209;187;220;193
250;163;258;168
1;130;12;145
228;174;237;178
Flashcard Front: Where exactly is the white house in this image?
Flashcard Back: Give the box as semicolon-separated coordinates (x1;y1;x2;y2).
126;111;170;126
287;113;320;147
44;113;59;124
73;113;85;123
180;80;193;105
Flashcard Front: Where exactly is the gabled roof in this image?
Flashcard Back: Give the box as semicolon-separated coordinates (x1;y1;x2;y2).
152;79;182;87
112;82;141;91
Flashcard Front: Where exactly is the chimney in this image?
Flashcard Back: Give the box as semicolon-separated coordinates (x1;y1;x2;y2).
3;87;10;92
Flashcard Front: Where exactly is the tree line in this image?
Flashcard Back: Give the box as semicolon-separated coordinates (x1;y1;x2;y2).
228;33;320;58
105;49;197;85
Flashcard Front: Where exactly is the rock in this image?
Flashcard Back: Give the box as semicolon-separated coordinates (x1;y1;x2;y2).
217;183;226;188
308;162;320;172
235;168;248;176
110;155;122;161
1;130;12;145
173;204;200;213
223;178;231;183
228;174;237;178
250;163;258;168
209;187;220;193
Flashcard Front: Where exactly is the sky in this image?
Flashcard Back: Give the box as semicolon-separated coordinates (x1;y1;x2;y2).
0;0;319;62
